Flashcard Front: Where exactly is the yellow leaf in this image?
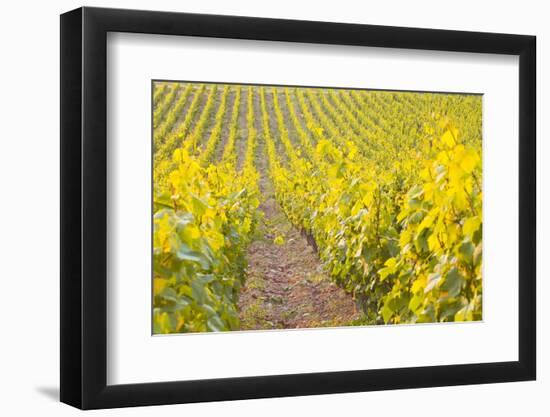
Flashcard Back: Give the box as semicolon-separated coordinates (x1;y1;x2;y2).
463;216;481;237
441;130;456;148
384;257;397;268
153;278;168;296
437;151;449;164
399;229;411;248
428;233;440;251
460;149;479;173
411;276;427;293
418;214;435;234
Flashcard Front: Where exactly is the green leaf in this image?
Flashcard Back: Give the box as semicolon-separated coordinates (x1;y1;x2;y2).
154;195;176;211
458;240;475;264
207;315;226;332
196;273;215;285
415;229;430;253
439;300;462;321
378;258;398;281
408;184;424;200
409;294;424;312
158;287;178;302
440;267;464;298
417;214;435;235
190;194;208;218
177;244;211;269
190;274;215;305
424;272;441;293
200;304;218;317
191;280;207;304
381;303;393;323
473;243;482;267
174;212;194;228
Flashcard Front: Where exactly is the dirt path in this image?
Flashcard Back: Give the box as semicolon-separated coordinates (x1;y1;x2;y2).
237;94;363;331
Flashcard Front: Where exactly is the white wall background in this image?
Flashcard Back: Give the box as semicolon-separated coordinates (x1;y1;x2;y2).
0;0;545;415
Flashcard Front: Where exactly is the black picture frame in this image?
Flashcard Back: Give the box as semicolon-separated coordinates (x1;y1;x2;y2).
60;6;536;410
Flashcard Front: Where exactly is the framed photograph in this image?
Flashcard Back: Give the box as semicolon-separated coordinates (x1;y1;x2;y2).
60;6;536;409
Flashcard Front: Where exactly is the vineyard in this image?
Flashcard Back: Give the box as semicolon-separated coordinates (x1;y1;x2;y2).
152;81;483;334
